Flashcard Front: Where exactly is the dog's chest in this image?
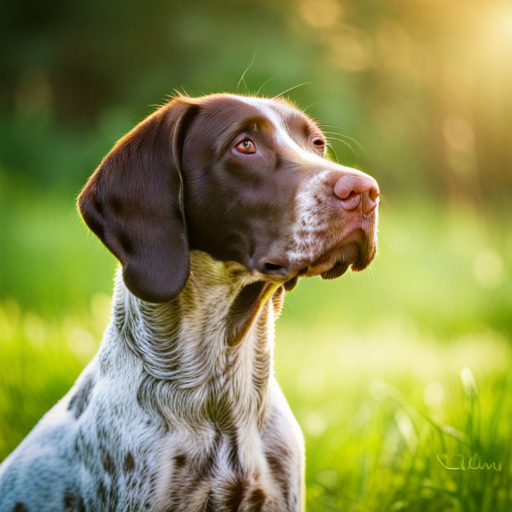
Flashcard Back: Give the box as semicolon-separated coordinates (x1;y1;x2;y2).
76;290;303;512
151;424;293;511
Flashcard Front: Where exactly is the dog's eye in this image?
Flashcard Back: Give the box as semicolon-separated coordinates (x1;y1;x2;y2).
313;138;325;150
235;139;256;154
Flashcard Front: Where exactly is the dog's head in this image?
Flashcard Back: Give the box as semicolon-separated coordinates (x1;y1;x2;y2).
78;94;379;302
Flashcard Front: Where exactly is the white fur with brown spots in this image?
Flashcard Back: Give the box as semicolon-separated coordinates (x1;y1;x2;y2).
0;93;378;512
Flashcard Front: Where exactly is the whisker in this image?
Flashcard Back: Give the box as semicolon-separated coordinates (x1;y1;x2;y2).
323;131;367;154
256;77;276;96
274;82;311;99
326;143;339;163
322;131;350;140
318;123;350;132
327;137;356;156
303;102;319;113
237;53;256;95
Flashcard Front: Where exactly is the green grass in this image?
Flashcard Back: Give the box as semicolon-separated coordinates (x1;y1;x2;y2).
1;177;511;510
275;323;512;511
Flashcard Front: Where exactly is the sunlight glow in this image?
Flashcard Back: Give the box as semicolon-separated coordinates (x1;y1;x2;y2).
473;249;505;289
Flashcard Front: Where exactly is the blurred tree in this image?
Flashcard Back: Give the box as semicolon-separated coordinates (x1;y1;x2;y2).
0;0;510;203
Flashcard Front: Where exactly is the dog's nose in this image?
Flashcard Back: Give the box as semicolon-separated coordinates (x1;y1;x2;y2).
334;174;380;217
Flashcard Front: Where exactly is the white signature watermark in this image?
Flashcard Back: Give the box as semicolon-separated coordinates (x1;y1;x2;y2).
437;454;502;471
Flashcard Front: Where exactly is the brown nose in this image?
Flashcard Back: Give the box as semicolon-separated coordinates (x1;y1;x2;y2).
334;174;380;217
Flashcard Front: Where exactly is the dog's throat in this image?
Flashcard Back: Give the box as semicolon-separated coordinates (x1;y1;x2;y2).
226;281;276;347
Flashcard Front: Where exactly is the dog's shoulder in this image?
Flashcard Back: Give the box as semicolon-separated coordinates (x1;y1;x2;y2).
0;351;163;512
0;386;84;511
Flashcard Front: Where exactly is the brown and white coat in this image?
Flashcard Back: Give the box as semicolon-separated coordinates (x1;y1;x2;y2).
0;93;379;512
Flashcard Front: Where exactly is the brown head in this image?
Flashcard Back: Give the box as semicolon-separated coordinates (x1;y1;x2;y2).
78;93;379;302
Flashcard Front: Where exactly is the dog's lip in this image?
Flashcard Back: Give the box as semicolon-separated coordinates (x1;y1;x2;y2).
308;242;359;274
303;238;364;278
259;227;375;283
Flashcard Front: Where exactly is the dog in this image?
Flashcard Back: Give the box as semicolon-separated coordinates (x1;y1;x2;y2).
0;93;379;512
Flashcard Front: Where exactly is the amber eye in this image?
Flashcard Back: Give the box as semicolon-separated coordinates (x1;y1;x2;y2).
313;138;325;150
235;139;256;154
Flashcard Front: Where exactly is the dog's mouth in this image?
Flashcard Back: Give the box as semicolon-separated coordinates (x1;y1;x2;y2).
261;228;377;291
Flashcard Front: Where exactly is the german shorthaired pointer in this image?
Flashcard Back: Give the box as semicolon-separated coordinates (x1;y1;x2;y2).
0;93;379;511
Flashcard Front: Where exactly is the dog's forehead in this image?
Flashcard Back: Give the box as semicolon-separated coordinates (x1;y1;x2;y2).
199;94;315;131
234;95;308;124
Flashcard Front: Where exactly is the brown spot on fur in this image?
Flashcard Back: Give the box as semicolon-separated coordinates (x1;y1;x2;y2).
174;453;187;468
101;448;115;476
12;504;29;512
63;490;86;512
225;479;246;511
124;451;135;473
190;428;221;489
266;450;290;505
203;491;216;512
68;374;95;419
247;488;266;511
97;480;108;505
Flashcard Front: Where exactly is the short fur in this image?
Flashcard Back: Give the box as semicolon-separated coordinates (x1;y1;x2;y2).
0;93;379;512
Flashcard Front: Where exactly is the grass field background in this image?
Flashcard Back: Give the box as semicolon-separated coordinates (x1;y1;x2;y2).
1;175;511;511
2;0;512;509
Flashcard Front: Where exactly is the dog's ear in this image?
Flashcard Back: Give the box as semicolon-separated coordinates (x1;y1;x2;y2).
78;98;199;303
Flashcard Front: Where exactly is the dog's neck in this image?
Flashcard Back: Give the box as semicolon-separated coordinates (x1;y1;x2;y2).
107;251;285;430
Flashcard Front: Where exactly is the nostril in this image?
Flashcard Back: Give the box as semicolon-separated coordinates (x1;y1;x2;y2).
334;174;379;213
362;188;380;217
339;193;362;211
364;199;378;217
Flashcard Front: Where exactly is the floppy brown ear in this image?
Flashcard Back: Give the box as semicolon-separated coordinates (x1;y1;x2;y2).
78;98;199;303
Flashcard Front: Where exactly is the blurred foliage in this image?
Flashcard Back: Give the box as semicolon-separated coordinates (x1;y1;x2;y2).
0;0;511;201
1;1;512;510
